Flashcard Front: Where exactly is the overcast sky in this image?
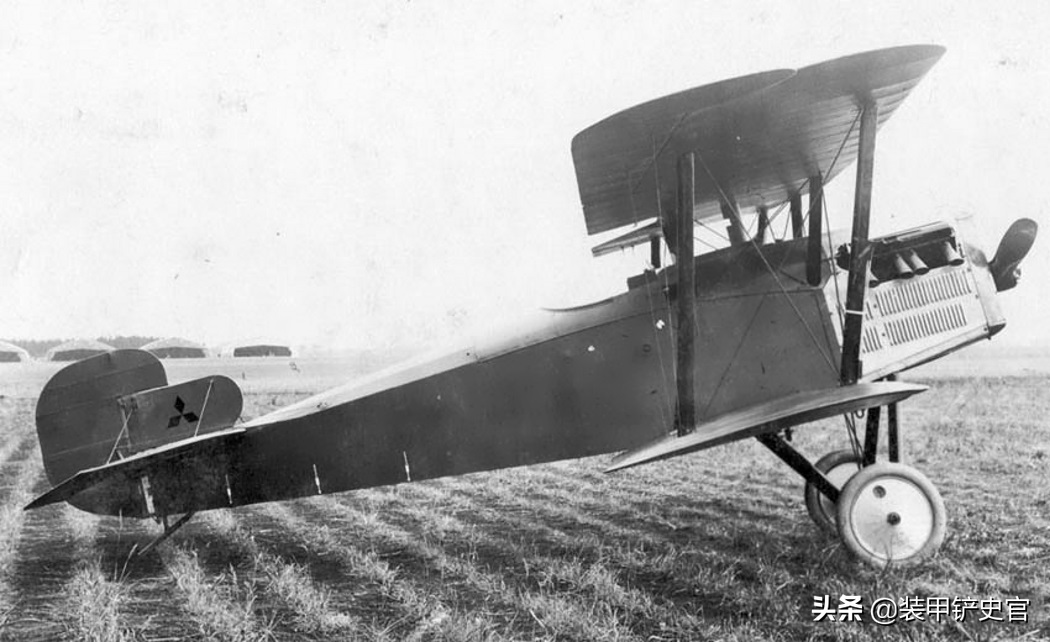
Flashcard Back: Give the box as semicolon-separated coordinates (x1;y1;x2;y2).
1;1;1046;350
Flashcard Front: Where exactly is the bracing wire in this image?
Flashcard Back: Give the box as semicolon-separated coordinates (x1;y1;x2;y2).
107;406;136;463
638;133;674;431
693;233;722;253
844;414;863;460
642;271;674;431
692;150;838;375
824;191;846;332
797;110;861;231
614;103;866;428
697;218;731;245
779;200;795;240
192;378;216;438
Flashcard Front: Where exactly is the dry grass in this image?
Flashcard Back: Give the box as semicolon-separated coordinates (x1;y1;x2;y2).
0;362;1047;641
0;399;44;622
201;510;359;635
52;506;135;642
162;545;278;641
62;561;134;642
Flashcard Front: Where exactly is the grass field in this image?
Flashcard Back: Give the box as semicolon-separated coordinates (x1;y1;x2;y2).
0;354;1046;640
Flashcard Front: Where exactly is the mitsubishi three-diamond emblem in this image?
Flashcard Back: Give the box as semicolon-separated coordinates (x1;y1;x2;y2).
167;396;200;429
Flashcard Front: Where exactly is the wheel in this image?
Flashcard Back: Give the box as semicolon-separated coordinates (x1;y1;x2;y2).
836;462;946;568
804;449;862;535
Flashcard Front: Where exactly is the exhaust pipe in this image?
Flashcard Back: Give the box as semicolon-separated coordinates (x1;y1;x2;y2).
892;254;914;279
941;241;964;267
903;249;929;275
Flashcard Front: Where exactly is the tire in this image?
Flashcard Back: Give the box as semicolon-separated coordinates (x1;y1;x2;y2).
804;449;862;535
836;462;946;568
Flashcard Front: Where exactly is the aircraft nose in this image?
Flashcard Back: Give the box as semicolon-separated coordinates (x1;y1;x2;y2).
989;218;1038;291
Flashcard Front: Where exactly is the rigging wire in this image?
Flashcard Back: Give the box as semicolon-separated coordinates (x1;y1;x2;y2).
844;413;863;460
779;200;794;240
697;218;731;245
611;104;867;428
107;406;136;464
697;294;771;419
641;270;674;431
641;109;864;413
692;151;838;375
192;378;216;438
824;191;846;333
797;110;861;230
629;113;690;196
693;233;722;253
638;133;674;431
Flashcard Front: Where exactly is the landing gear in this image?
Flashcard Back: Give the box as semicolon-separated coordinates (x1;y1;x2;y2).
759;393;947;568
836;463;946;567
804;450;861;535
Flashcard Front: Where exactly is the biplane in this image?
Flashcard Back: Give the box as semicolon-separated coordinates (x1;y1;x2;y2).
26;45;1037;568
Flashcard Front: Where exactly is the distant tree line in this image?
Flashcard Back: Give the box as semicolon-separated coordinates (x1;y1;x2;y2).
1;336;159;358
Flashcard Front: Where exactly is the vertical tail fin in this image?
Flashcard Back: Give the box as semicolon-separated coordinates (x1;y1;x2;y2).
36;350;167;486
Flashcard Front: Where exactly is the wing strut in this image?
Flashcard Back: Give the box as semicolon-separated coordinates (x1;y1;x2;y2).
805;173;824;285
790;191;804;239
650;236;661;269
755;206;770;244
674;152;697;436
721;199;746;246
840;101;879;384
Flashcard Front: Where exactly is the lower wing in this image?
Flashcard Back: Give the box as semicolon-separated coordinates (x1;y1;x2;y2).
606;381;926;472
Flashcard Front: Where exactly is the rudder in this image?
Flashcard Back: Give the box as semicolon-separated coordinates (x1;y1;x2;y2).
36;350;167;486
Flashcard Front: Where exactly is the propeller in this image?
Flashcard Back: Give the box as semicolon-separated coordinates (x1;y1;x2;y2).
989;218;1038;292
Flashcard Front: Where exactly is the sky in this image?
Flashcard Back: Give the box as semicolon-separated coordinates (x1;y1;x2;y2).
0;0;1047;351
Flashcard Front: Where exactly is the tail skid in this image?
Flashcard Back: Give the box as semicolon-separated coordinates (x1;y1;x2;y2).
136;512;197;556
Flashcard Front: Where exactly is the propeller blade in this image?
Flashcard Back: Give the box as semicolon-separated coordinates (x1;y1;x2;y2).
989;218;1038;291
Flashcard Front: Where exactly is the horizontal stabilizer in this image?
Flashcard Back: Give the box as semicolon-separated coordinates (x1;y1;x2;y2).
121;375;242;454
606;381;927;473
25;426;245;511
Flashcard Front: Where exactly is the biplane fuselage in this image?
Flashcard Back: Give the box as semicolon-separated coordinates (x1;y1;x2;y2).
42;219;1002;519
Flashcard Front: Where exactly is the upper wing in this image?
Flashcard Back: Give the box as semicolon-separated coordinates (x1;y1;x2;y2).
572;45;945;236
606;381;927;472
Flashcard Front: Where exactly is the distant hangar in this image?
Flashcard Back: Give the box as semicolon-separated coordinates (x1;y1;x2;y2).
0;340;31;363
221;339;293;358
46;339;114;362
142;337;208;359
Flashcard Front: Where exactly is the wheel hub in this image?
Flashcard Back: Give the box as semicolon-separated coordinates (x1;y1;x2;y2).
851;477;933;560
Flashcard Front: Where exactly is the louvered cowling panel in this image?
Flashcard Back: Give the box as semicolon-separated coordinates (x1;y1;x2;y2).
849;264;987;379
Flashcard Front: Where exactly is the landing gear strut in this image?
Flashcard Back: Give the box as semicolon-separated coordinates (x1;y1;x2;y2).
804;449;861;535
